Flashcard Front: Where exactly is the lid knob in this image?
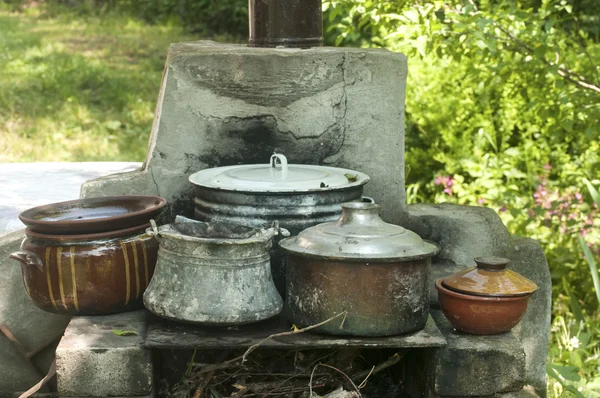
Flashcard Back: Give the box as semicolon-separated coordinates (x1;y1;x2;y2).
474;256;510;271
339;202;385;227
270;153;289;179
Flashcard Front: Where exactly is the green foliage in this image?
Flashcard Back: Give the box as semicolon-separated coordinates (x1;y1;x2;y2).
324;1;599;396
42;0;248;37
0;5;196;161
1;1;599;396
111;329;138;336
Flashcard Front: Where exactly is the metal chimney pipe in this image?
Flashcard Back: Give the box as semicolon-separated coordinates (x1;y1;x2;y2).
248;0;323;48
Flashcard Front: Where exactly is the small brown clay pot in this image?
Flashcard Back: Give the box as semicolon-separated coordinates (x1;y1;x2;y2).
435;280;532;335
10;224;158;315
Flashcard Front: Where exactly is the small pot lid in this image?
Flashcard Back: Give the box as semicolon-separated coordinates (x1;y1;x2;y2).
279;202;439;262
442;257;538;297
189;154;369;193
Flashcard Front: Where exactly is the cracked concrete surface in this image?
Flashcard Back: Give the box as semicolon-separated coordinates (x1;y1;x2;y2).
81;42;407;224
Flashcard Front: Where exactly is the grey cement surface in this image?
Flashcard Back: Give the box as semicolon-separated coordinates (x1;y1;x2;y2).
404;204;550;394
432;310;526;396
509;238;551;395
0;162;140;395
437;386;541;398
82;42;408;224
56;310;153;397
0;230;71;394
0;162;141;236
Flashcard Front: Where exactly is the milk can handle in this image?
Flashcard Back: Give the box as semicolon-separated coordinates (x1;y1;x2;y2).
148;219;164;243
270;154;288;173
270;220;291;237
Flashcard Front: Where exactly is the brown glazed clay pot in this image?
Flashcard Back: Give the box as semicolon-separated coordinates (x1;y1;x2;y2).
435;280;532;335
436;256;537;335
10;224;158;315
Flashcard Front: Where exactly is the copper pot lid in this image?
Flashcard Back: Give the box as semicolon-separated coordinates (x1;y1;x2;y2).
189;154;369;193
279;202;439;262
442;256;538;297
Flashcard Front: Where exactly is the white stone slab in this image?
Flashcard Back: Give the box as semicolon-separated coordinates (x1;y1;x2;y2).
0;162;141;236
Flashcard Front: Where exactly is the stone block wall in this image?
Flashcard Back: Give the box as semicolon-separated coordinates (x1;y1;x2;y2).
82;41;408;224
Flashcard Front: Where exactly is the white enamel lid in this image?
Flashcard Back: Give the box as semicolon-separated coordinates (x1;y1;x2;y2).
189;154;370;193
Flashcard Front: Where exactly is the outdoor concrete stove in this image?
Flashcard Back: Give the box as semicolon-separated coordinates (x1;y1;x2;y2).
0;1;551;397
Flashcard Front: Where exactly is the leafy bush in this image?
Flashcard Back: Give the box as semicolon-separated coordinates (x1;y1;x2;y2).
43;0;248;37
324;0;600;396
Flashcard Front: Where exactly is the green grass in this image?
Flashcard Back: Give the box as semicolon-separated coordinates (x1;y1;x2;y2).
0;5;195;162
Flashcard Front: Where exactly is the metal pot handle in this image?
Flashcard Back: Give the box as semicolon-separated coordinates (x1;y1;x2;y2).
270;154;288;173
9;250;43;271
270;220;291;238
148;219;164;243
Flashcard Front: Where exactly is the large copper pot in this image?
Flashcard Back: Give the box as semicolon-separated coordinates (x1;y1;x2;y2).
279;202;439;336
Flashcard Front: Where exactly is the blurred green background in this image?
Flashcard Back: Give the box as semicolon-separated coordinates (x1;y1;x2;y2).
0;0;599;396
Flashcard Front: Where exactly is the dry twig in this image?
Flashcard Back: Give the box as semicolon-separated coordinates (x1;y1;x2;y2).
350;352;403;383
193;311;349;374
241;311;348;364
192;370;214;398
310;363;362;398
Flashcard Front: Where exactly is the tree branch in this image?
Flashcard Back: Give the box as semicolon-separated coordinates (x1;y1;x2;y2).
493;23;600;94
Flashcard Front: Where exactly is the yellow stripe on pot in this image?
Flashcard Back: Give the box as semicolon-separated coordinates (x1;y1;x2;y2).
141;241;149;287
131;241;140;299
56;247;68;311
69;247;79;312
121;242;131;306
45;248;58;310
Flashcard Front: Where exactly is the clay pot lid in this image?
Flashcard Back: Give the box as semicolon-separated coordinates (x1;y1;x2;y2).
25;223;151;242
189;153;369;193
19;196;167;235
442;256;538;297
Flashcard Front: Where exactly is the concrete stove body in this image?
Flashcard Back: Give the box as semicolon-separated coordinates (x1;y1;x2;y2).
0;31;536;398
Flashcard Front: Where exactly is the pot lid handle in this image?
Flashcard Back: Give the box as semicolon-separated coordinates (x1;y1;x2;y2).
270;153;288;178
474;256;510;271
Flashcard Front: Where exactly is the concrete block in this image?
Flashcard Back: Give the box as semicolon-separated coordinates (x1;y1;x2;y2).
433;311;526;396
509;238;551;395
404;204;550;394
0;230;71;394
56;310;153;397
438;386;541;398
493;386;541;397
82;41;408;224
402;204;514;266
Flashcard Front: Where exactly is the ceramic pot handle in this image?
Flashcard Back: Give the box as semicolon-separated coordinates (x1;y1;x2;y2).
9;250;43;271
